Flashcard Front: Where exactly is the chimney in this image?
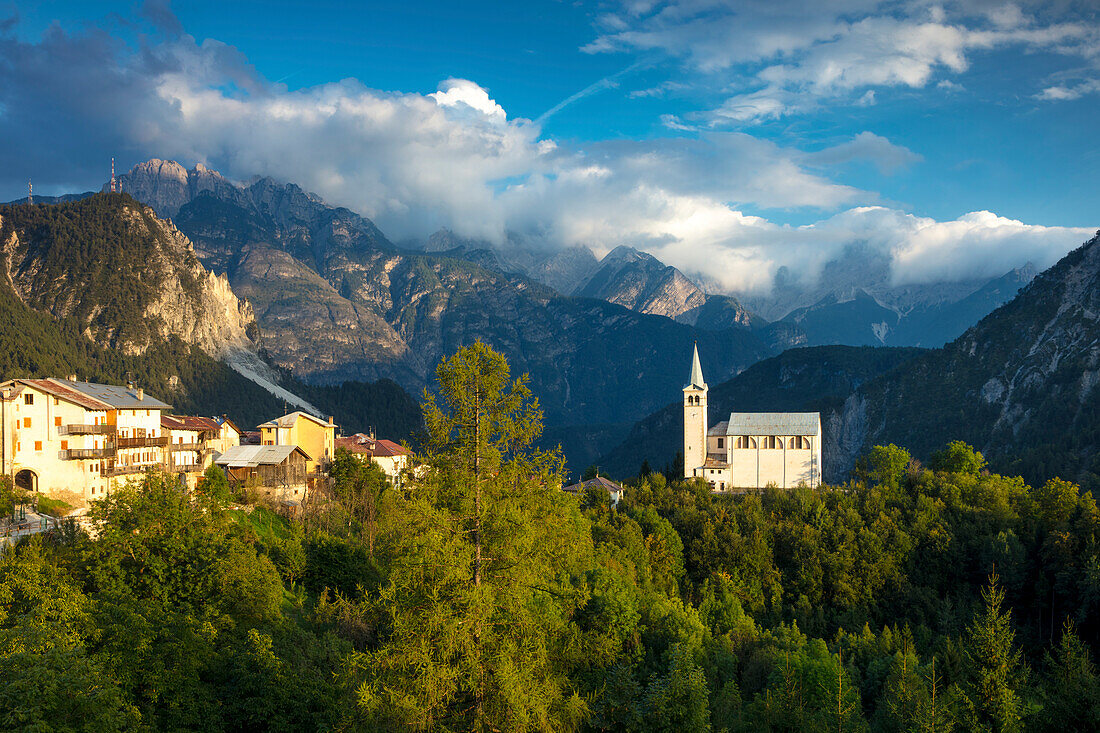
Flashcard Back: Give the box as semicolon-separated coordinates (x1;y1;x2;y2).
67;374;76;382
136;387;144;401
328;415;334;425
127;380;134;389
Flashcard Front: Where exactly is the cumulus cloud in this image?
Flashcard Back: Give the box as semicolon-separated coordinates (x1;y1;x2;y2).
0;6;1092;299
429;78;507;122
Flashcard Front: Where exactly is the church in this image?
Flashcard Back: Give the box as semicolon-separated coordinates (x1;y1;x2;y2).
683;345;822;490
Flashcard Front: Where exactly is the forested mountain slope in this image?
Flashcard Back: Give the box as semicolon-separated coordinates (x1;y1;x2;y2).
835;231;1100;487
0;195;420;439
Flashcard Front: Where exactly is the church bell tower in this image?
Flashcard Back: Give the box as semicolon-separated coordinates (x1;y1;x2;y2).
683;343;708;479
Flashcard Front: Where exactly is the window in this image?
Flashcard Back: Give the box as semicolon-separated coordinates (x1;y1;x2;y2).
717;437;724;449
61;440;68;450
34;441;42;451
24;393;33;405
55;416;62;427
54;397;59;406
22;417;30;428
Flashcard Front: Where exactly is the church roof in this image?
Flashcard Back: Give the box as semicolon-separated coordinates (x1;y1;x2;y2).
724;412;820;436
684;343;707;390
707;421;729;436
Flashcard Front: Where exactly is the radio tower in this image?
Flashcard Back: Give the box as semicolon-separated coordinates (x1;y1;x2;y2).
27;180;32;205
110;158;117;194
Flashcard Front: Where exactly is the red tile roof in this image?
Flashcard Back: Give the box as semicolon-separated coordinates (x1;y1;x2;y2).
13;379;110;411
161;415;220;432
336;433;409;457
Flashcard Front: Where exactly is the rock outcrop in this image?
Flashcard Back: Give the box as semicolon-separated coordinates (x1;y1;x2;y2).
0;195;257;358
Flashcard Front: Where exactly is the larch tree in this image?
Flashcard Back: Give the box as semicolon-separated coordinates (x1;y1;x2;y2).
348;342;591;732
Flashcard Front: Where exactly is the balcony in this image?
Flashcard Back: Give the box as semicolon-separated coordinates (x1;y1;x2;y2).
103;464;156;478
116;436;170;449
171;463;204;473
169;442;204;451
59;448;113;460
59;424;114;436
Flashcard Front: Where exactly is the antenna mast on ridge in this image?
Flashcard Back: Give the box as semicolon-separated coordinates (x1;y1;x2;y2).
27;180;32;205
110;158;116;194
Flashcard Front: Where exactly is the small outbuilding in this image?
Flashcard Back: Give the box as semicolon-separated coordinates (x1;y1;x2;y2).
214;444;311;499
562;475;625;506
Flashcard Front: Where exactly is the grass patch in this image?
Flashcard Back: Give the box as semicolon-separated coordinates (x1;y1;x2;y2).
36;494;75;517
228;505;296;543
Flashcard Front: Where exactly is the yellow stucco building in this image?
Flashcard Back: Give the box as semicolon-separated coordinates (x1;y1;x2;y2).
258;411;336;474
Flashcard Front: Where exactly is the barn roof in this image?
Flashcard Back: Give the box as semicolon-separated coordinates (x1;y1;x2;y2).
214;444;311;468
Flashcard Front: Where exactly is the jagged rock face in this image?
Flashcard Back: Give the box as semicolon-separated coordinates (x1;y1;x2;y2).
117;159;772;427
576;245;707;320
834;232;1100;485
110;159;246;219
0;196;257;358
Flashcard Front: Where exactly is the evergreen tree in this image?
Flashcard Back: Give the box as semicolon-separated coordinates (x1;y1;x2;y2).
957;573;1028;733
347;342;590;731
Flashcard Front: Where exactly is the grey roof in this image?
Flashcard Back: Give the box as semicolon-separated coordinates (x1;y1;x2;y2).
51;379;171;410
562;476;624;494
214;444;311;468
685;343;707;390
724;412;820;436
257;411;334;429
707;421;729;436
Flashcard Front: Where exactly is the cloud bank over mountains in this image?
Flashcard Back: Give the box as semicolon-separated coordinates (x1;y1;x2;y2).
0;3;1093;295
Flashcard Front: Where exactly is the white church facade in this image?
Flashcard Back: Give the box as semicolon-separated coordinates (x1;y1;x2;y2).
683;345;822;490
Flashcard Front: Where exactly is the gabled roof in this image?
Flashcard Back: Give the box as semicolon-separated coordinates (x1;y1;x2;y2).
257;411;334;430
214;444;311;468
215;416;243;436
3;379;108;411
51;378;171;410
162;415;220;432
724;412;820;437
336;433;409;457
707;420;729;436
562;475;624;494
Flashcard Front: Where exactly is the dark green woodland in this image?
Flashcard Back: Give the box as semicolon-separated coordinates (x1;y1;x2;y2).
4;343;1100;731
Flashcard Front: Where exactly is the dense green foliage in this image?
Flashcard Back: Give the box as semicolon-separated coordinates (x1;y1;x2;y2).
4;346;1100;731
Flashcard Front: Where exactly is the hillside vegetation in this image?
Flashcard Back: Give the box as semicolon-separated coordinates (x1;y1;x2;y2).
5;345;1099;731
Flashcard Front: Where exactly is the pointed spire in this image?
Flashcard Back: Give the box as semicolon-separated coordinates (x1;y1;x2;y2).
687;342;707;389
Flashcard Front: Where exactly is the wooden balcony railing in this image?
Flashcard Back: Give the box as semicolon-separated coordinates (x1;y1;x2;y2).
116;436;170;449
59;424;114;436
59;448;113;460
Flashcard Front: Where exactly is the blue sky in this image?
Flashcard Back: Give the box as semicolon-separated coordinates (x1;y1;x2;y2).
1;0;1098;292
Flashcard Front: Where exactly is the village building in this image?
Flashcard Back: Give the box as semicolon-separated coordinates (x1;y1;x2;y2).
258;411;336;474
214;444;311;500
0;378;171;500
161;415;238;488
683;346;822;490
211;416;244;455
335;432;410;483
562;475;625;506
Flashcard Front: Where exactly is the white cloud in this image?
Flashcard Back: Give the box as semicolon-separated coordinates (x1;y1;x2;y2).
0;8;1092;300
585;0;1100;123
429;78;507;122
